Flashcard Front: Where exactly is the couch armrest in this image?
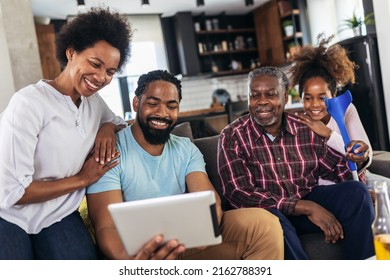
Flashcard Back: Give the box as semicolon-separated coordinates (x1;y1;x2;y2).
368;150;390;178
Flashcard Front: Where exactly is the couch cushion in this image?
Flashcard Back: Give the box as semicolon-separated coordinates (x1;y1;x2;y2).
299;233;344;260
78;196;96;243
194;135;232;211
171;122;194;142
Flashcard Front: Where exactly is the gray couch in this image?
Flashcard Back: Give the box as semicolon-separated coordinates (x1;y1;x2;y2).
172;122;390;259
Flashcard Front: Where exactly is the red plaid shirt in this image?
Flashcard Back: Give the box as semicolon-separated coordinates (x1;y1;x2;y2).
218;113;352;215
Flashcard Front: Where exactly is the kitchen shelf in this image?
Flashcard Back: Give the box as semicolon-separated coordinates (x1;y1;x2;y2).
252;0;309;66
277;0;310;62
195;28;255;35
210;68;254;77
199;48;258;56
280;9;300;19
283;32;303;41
193;13;259;74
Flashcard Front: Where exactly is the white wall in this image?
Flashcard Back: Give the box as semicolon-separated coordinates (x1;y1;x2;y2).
373;0;390;147
0;0;42;112
307;0;338;43
306;0;363;44
0;1;15;111
124;14;168;76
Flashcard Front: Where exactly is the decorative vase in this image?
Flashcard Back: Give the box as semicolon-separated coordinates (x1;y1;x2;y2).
284;25;294;37
352;26;362;36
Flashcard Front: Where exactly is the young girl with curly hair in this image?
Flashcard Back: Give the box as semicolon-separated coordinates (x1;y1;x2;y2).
289;34;388;188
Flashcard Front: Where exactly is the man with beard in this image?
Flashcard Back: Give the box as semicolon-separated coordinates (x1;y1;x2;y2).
86;70;284;260
217;66;375;260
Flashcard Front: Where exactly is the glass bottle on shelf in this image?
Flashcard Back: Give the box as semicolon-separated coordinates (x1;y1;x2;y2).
198;42;204;54
212;18;219;30
372;181;390;260
250;59;256;69
211;61;219;73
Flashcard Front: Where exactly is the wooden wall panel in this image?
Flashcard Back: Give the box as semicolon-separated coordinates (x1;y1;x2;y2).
253;0;285;66
35;23;61;80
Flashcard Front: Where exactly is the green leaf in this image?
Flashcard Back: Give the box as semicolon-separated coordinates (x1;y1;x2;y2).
338;11;375;33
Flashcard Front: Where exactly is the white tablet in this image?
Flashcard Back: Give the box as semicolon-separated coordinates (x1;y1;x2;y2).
107;190;222;256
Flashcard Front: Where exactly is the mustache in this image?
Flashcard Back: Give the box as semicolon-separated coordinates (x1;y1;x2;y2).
254;106;273;113
147;116;173;125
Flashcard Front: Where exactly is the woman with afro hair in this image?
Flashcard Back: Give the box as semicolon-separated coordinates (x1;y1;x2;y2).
0;7;132;259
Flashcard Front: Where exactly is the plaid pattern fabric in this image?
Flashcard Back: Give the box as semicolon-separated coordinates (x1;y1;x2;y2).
218;113;352;215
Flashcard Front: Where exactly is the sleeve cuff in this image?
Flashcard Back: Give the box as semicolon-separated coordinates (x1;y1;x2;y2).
0;176;30;208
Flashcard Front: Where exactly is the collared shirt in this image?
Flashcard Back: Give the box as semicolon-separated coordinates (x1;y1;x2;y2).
218;113;352;215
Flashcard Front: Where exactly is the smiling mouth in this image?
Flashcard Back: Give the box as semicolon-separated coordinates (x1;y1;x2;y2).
148;118;172;129
84;78;100;91
308;109;324;116
255;107;273;116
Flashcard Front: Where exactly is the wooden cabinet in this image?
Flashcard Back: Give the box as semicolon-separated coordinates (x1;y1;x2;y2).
277;0;310;61
253;0;310;66
35;23;61;79
193;13;259;75
253;0;285;66
162;12;201;76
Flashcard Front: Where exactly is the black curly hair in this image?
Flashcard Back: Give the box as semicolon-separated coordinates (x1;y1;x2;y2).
135;70;182;101
55;7;132;72
288;33;357;97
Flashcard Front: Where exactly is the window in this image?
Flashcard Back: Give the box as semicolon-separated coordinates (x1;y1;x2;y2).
99;15;169;119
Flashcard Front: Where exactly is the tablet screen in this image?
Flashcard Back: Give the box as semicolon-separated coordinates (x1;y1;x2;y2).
108;190;222;256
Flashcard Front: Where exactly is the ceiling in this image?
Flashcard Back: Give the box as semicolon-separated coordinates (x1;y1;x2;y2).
30;0;269;20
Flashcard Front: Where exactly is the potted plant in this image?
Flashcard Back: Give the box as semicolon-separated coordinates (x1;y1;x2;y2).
282;19;294;37
288;41;300;56
288;87;300;103
339;11;375;36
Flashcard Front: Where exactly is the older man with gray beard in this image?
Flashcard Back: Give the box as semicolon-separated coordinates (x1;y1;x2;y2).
218;66;375;260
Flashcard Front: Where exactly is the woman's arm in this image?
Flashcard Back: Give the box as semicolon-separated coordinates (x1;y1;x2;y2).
92;122;126;164
94;95;128;164
17;153;120;204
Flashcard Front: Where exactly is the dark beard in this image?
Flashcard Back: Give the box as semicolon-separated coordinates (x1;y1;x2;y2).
137;115;174;145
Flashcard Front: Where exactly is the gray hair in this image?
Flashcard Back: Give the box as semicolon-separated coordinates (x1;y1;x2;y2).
247;66;289;95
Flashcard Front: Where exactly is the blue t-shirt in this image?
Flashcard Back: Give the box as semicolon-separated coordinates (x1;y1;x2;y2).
87;126;206;201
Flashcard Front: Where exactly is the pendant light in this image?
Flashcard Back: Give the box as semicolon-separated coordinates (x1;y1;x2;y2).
197;0;205;7
141;0;150;7
77;0;86;13
245;0;254;6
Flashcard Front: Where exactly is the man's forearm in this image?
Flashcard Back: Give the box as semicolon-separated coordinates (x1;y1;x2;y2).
96;227;130;260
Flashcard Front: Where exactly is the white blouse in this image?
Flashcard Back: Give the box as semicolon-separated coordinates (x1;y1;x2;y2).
0;80;126;233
